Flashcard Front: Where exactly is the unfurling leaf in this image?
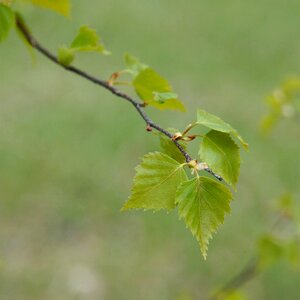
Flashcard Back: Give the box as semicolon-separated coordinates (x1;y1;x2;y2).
124;53;147;76
196;109;248;149
122;152;187;211
133;68;186;111
58;26;110;66
176;176;232;258
70;26;109;53
199;130;240;187
0;3;14;43
26;0;71;16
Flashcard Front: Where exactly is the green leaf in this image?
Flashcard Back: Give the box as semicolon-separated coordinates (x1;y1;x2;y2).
199;130;240;187
0;3;14;43
196;109;248;149
176;176;232;258
122;152;187;211
27;0;71;16
124;53;147;76
58;26;110;66
159;130;187;164
133;68;186;112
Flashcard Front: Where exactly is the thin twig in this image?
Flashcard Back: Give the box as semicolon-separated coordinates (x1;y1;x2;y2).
15;15;222;180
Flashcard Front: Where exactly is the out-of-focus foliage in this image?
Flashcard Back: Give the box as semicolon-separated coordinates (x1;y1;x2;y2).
218;290;248;300
0;3;14;43
258;194;300;269
24;0;71;16
260;78;300;135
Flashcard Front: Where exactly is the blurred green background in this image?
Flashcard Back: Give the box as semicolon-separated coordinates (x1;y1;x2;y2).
0;0;300;299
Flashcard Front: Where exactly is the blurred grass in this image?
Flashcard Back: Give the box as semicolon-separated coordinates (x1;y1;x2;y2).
0;0;300;299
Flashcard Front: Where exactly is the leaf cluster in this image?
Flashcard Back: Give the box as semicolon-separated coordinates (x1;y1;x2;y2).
0;0;248;258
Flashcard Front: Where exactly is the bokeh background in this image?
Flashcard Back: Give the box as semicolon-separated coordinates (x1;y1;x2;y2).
1;0;300;299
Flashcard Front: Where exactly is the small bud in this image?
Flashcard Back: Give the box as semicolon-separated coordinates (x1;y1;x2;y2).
172;132;183;141
108;72;120;86
187;159;198;169
182;135;196;141
146;124;152;131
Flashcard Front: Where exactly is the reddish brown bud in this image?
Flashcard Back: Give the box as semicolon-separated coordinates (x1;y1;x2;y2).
146;124;152;131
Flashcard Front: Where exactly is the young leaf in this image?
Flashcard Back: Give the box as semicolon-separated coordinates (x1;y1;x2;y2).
176;176;232;258
133;68;186;111
196;109;248;149
122;152;187;211
199;130;240;187
58;26;110;66
27;0;71;16
0;3;14;43
124;53;147;76
159;131;187;164
70;26;109;53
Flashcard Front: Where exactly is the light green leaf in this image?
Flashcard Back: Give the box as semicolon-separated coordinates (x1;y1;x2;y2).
176;176;232;258
70;26;109;53
27;0;71;16
58;26;110;66
124;53;147;76
196;109;248;149
159;129;187;164
199;130;240;187
133;68;186;111
122;152;187;211
0;3;14;43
